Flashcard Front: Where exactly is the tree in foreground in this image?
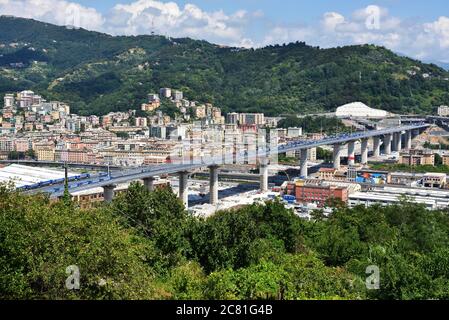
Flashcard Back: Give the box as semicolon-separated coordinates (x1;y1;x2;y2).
0;184;166;299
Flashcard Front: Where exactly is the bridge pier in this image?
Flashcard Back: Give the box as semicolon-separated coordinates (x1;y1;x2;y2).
300;149;308;178
392;133;398;152
393;132;402;151
373;137;381;157
178;171;189;208
260;158;269;192
348;141;356;166
103;184;116;203
405;130;412;150
383;134;392;155
333;144;342;170
397;132;402;151
143;177;156;192
209;165;219;205
361;139;369;165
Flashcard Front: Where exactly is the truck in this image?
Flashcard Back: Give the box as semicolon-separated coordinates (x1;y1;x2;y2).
283;195;296;202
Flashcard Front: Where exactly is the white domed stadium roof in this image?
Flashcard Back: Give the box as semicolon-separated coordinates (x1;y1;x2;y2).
335;102;389;118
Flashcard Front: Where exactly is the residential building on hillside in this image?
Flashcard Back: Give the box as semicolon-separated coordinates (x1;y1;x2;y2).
160;88;172;98
438;105;449;116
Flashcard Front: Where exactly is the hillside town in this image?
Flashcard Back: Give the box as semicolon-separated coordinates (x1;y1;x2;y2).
2;89;449;218
0;89;272;166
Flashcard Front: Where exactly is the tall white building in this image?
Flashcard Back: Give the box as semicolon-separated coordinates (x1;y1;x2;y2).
287;127;303;138
228;113;265;126
243;113;265;126
3;94;14;108
226;112;239;124
17;90;35;109
148;93;160;102
172;90;183;101
159;88;172;98
438;105;449;117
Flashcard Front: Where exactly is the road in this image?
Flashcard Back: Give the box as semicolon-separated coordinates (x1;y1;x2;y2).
25;123;429;198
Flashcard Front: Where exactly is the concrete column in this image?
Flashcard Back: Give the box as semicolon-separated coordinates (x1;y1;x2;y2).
333;144;342;170
361;139;369;165
383;134;392;155
373;137;381;157
178;171;189;208
103;184;116;203
392;132;402;151
405;130;412;150
143;177;156;192
392;133;398;152
209;165;219;205
347;141;356;166
397;132;402;151
260;158;269;192
300;149;308;178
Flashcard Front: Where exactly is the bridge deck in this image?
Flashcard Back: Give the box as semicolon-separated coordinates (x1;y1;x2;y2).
25;123;429;198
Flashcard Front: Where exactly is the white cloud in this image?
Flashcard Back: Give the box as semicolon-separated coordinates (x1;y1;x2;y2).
424;16;449;48
0;0;252;46
261;5;449;63
104;0;249;46
322;12;345;32
0;0;104;30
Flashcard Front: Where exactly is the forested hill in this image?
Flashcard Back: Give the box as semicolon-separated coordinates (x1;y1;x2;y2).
1;16;448;116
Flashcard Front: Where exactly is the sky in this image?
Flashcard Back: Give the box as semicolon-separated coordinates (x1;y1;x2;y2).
0;0;448;62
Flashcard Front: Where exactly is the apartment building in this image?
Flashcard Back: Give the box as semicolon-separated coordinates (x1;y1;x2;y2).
36;147;55;161
14;139;31;152
422;173;447;188
55;149;88;163
3;94;14;108
159;88;172;98
399;149;435;166
0;138;13;152
438;105;449;117
294;180;349;206
172;90;183;101
442;154;449;166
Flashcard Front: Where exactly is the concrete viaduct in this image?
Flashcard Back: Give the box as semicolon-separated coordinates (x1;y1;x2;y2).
26;124;429;208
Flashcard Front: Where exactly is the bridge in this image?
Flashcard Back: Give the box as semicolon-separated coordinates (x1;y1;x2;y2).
428;116;449;131
25;123;429;208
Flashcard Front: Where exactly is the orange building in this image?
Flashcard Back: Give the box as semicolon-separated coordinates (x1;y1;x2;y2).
295;183;349;206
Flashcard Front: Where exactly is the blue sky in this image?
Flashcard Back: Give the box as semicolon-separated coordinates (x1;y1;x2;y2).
75;0;446;23
1;0;449;62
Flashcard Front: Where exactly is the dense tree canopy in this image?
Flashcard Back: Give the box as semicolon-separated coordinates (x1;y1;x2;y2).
2;181;449;300
0;183;164;299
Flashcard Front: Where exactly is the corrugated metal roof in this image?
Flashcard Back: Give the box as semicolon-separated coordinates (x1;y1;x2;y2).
0;164;76;187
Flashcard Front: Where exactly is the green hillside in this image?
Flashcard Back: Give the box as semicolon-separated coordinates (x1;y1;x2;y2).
1;16;448;116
